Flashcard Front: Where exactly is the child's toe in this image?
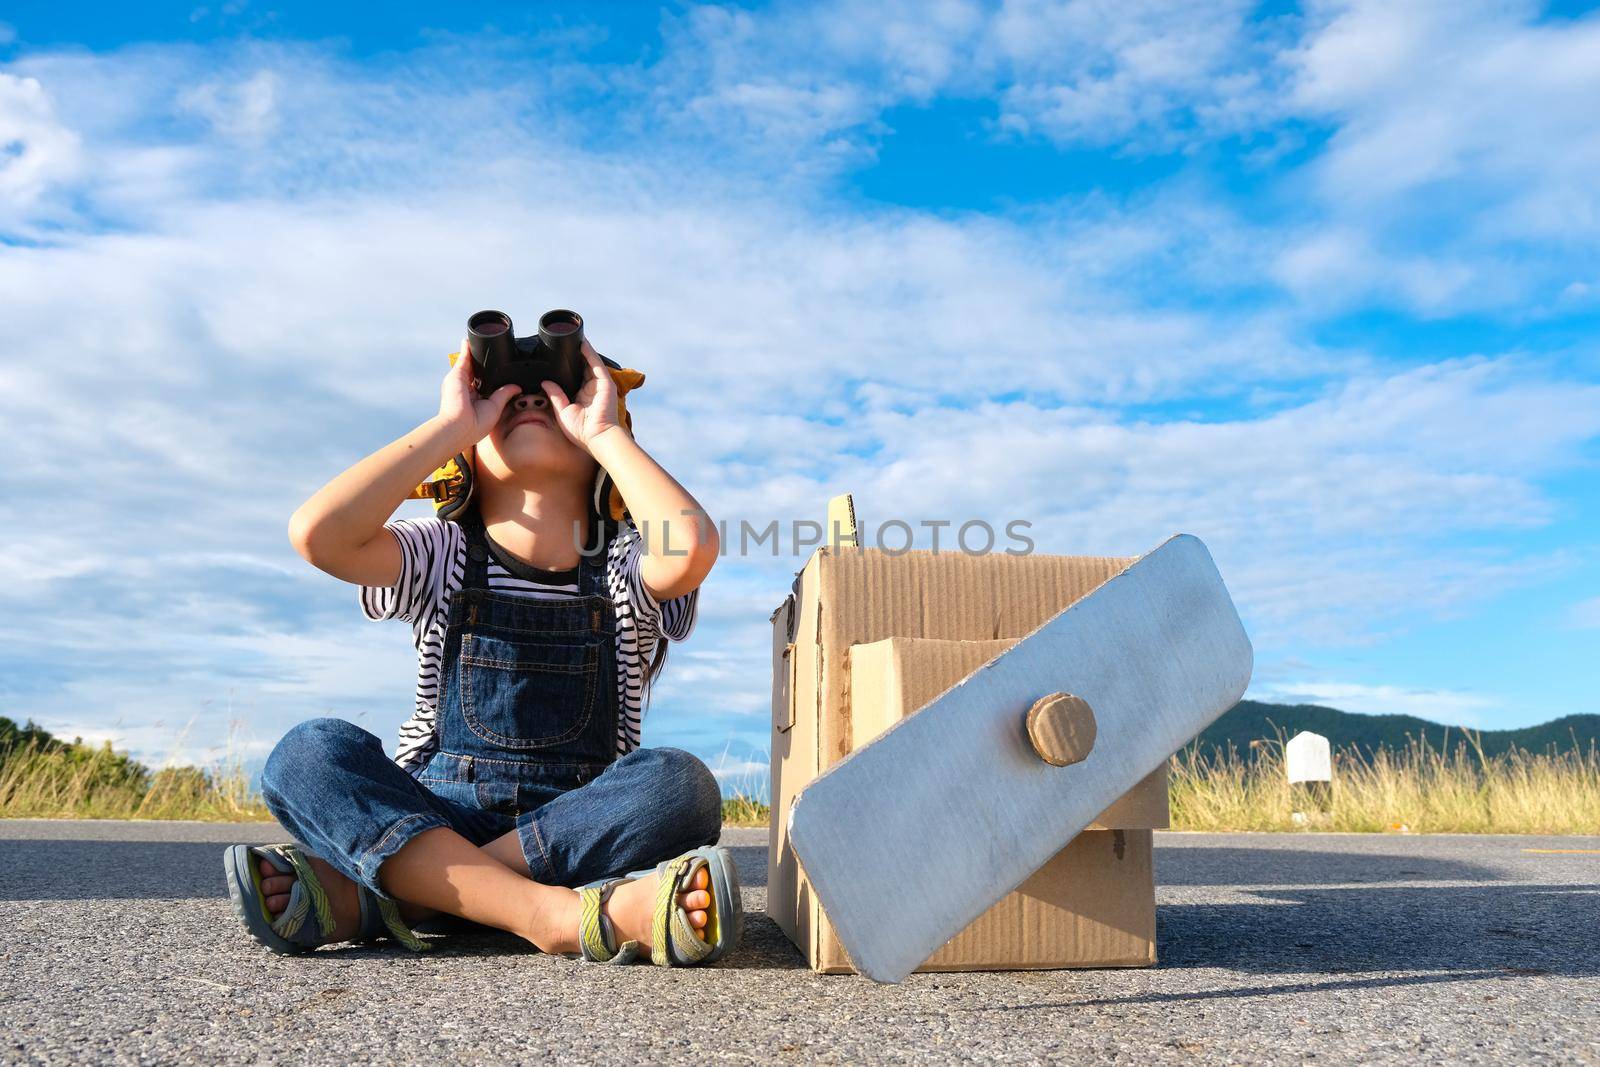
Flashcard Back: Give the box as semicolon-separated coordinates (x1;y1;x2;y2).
261;874;295;897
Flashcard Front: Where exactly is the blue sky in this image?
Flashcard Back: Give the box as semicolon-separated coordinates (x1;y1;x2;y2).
1;1;1597;789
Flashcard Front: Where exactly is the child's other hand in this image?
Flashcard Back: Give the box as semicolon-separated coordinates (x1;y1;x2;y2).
542;338;624;453
438;336;521;451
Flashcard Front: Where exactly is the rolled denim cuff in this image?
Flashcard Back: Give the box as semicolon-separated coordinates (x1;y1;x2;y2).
517;812;556;885
355;811;451;899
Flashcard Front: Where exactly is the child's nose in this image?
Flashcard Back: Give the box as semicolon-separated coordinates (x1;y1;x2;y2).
513;393;549;410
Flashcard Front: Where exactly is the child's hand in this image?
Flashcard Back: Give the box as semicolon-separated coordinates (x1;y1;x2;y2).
437;336;522;451
542;338;625;453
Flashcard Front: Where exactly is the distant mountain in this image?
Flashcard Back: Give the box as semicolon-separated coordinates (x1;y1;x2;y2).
1195;700;1600;758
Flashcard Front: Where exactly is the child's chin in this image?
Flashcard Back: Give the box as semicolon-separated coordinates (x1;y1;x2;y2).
503;445;590;479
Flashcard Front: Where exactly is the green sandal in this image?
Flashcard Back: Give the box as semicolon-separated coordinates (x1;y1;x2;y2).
576;845;742;966
223;842;430;954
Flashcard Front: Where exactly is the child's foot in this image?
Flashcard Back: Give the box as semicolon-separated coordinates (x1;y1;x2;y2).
532;865;713;956
604;863;713;951
258;854;364;942
259;853;438;940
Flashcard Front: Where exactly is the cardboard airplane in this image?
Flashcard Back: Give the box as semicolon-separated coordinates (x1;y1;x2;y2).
783;507;1252;983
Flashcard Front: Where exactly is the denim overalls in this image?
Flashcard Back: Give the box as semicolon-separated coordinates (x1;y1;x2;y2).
260;507;723;901
417;507;620;813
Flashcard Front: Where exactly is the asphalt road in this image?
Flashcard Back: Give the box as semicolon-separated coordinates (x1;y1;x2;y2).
2;821;1597;1065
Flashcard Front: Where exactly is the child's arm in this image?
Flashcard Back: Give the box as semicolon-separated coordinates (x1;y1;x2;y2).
288;339;521;588
589;427;719;601
543;342;719;603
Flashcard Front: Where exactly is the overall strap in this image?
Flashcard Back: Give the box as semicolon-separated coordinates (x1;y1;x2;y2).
459;508;492;594
578;513;615;599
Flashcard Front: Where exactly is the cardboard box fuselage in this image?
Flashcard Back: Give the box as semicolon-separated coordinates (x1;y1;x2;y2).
769;547;1170;974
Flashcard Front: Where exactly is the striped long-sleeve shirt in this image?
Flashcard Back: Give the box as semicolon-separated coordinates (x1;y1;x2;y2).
358;515;698;773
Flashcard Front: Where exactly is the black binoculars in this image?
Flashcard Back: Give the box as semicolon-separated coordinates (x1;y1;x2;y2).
465;308;616;402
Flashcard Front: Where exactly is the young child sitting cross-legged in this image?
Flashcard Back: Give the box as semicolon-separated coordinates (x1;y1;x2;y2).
222;329;738;966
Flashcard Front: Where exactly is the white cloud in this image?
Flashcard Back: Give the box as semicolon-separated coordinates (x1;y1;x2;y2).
651;1;1600;314
650;0;1283;159
1277;0;1600;311
176;69;280;140
1570;597;1600;629
1290;1;1600;208
771;357;1599;645
707;757;768;782
27;714;278;768
991;0;1278;147
1271;227;1484;315
1250;679;1499;727
0;72;83;225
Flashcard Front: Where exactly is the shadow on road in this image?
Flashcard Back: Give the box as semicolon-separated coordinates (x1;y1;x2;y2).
406;914;808;971
961;970;1525;1012
0;839;772;902
1157;883;1600;977
957;874;1600;1010
1;838;254;901
1156;846;1499;886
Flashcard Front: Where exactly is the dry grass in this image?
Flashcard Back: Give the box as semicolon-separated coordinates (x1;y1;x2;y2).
0;730;772;827
0;722;772;827
721;792;771;827
1170;730;1600;834
0;736;271;822
713;744;772;828
10;719;1592;835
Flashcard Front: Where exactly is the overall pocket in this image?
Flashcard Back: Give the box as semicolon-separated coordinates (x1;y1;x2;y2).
458;631;600;750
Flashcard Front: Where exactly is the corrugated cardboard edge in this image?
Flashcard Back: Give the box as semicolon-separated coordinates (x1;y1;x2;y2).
765;552;823;955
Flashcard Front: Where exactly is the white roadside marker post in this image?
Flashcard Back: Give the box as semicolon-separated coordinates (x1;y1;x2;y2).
1285;730;1333;823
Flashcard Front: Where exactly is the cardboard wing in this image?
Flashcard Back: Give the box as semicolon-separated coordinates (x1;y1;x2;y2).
785;533;1252;983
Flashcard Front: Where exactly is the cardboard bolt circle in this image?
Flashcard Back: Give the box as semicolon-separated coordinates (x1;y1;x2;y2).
1025;692;1097;767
